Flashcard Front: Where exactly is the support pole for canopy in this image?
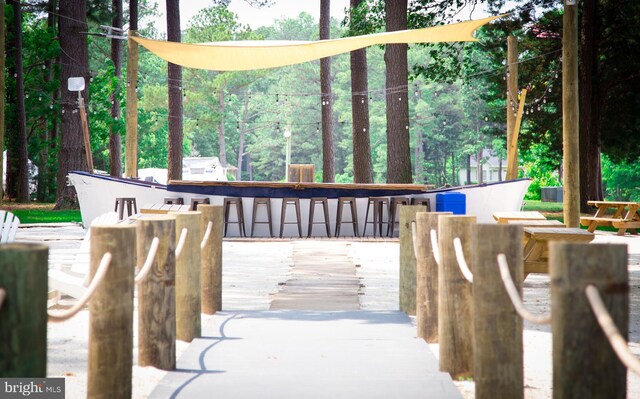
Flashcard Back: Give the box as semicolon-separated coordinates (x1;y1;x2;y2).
78;93;94;172
562;0;580;227
506;36;518;179
506;89;527;180
125;31;139;178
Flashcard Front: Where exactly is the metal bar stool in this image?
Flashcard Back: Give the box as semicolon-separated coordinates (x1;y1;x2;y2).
251;198;273;237
190;196;210;211
335;197;359;237
114;197;137;221
280;198;302;238
308;197;331;238
387;197;410;237
164;197;184;205
410;197;431;211
223;197;246;237
363;197;389;237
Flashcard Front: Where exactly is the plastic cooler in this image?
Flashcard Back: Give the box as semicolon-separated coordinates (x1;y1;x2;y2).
435;192;466;215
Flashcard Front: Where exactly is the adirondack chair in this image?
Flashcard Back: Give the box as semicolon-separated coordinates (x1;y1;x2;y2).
0;210;20;243
48;211;119;301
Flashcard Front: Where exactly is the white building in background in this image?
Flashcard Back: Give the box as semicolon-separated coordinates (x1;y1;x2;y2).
138;156;227;185
458;149;507;184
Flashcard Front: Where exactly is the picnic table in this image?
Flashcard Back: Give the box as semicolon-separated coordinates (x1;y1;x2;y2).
140;203;192;214
523;227;594;275
579;200;640;236
505;219;565;228
493;211;547;224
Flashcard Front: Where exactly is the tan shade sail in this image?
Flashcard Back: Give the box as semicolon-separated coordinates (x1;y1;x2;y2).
131;15;500;71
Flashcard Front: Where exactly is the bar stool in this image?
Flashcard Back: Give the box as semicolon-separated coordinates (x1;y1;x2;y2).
335;197;359;237
114;197;137;221
308;197;331;238
387;197;410;237
280;198;302;238
251;198;273;237
223;197;245;237
164;197;184;205
410;197;431;211
190;196;210;211
363;197;389;237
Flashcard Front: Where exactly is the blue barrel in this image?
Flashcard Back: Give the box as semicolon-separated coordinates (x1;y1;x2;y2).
435;192;466;215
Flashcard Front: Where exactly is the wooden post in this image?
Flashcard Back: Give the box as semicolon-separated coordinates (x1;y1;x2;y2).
550;242;627;399
125;32;139;178
0;0;5;200
198;204;223;314
170;211;202;342
506;89;527;180
415;211;451;342
506;35;517;178
438;215;476;378
137;216;176;370
562;0;580;227
78;95;94;172
399;205;427;315
473;224;524;399
88;225;136;399
0;243;48;377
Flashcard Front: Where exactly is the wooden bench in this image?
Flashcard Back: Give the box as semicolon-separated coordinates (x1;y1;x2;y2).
493;211;547;224
140;203;192;214
505;219;565;227
579;200;640;236
523;227;594;275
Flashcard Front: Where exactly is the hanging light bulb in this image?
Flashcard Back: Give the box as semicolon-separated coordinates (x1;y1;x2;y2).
484;116;488;121
38;96;42;101
42;64;46;70
361;98;364;104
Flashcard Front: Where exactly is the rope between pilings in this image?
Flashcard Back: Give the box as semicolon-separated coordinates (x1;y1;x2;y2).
175;228;188;259
135;237;160;284
201;221;213;250
453;237;473;283
0;288;6;311
430;229;441;266
411;221;419;260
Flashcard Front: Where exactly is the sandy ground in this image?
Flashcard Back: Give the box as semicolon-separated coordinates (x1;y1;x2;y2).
14;225;640;398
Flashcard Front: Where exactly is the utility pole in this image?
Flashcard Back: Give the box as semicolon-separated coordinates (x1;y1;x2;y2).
506;36;518;179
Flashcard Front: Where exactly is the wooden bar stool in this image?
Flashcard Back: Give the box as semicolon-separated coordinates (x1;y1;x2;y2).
308;197;331;238
164;197;184;205
223;197;245;237
410;197;431;211
363;197;389;237
335;197;359;237
251;198;273;237
387;197;410;237
114;197;137;221
280;198;302;238
190;196;210;211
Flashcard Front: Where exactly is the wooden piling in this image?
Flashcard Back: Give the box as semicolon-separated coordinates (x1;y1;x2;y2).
550;243;628;399
197;204;223;314
399;205;427;315
0;243;48;377
438;215;476;378
88;225;136;399
473;224;524;399
137;216;176;370
170;211;202;342
415;211;451;342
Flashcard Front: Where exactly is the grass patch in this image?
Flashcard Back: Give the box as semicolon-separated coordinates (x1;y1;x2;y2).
2;203;81;224
522;200;564;212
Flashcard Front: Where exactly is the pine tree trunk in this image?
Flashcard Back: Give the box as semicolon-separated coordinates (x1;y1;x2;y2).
384;0;412;183
236;95;249;181
166;0;182;181
320;0;335;182
217;89;227;167
109;0;123;177
56;0;89;208
0;0;5;201
579;0;603;211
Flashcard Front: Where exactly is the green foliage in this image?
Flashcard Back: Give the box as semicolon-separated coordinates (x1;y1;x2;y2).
601;155;640;202
521;141;561;200
12;209;82;224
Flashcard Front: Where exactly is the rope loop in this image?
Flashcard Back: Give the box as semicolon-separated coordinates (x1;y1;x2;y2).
175;228;188;259
497;254;551;325
453;237;473;283
411;221;419;260
430;229;441;266
0;288;6;311
201;221;213;250
135;237;160;284
48;252;113;323
585;284;640;376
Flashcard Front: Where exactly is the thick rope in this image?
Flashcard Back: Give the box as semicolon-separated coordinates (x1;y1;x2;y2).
497;254;551;325
0;288;5;311
585;284;640;376
48;252;112;323
201;221;213;250
135;237;160;284
175;228;188;259
411;221;419;260
453;237;473;283
430;229;441;266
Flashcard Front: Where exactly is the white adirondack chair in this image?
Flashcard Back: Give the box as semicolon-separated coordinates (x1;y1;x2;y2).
0;210;20;243
48;211;119;301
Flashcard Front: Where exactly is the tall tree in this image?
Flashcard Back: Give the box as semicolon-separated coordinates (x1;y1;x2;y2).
349;0;372;183
319;0;335;182
8;0;29;202
56;0;90;208
0;0;5;201
109;0;123;176
384;0;411;183
166;0;182;180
